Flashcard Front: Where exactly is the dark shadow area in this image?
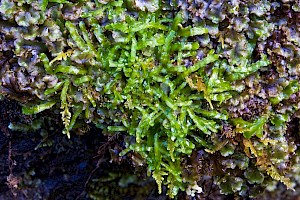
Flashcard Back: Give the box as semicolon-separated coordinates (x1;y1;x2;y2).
0;99;162;200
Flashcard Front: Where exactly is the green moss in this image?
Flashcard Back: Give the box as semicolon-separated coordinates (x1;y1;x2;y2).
244;168;265;184
1;0;300;198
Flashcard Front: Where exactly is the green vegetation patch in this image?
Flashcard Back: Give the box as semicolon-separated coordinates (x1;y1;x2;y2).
1;0;300;198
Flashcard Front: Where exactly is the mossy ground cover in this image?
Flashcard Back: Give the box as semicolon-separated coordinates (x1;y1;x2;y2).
1;0;300;199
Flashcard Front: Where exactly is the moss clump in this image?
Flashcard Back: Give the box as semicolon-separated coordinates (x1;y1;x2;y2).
1;0;300;198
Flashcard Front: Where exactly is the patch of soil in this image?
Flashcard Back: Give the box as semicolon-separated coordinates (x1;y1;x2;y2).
0;99;160;200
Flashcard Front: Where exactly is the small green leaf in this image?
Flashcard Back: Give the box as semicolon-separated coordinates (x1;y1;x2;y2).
22;101;56;115
231;116;268;138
